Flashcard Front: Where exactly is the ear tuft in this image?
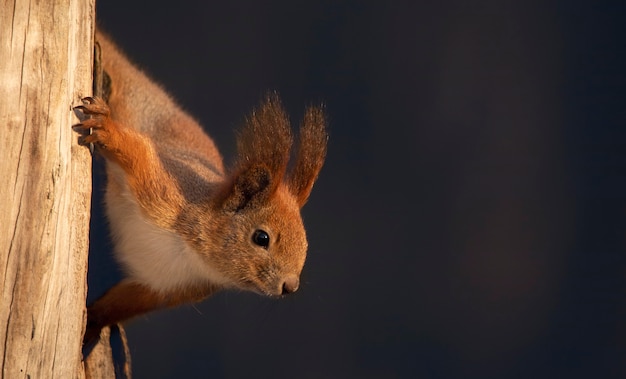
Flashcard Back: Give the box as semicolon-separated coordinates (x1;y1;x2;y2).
235;92;293;193
289;105;328;207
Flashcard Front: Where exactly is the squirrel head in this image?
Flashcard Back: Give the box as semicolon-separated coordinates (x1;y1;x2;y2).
196;93;327;296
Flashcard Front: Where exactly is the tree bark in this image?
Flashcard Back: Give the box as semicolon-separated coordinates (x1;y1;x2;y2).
84;326;132;379
0;0;94;377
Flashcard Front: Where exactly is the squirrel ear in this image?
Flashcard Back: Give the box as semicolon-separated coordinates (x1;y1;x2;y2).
289;105;328;207
219;164;273;212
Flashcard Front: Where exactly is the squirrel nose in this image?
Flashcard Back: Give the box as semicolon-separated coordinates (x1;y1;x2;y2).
281;276;300;295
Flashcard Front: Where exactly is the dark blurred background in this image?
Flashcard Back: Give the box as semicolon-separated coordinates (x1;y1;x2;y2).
89;1;626;378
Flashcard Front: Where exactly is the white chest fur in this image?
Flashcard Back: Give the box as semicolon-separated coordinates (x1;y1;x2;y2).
103;165;229;293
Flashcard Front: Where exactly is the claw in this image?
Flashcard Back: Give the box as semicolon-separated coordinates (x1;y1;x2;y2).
73;101;110;117
78;135;92;146
72;123;92;133
79;134;106;147
74;118;103;130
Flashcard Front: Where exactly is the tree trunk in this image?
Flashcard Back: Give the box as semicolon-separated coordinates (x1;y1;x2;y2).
0;0;94;377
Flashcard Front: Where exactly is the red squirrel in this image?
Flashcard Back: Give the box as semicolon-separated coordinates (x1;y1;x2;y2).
74;30;327;343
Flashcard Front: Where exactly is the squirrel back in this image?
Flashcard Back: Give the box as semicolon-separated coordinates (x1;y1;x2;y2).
97;30;225;194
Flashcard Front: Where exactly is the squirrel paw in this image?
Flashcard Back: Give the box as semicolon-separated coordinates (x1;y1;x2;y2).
73;97;114;149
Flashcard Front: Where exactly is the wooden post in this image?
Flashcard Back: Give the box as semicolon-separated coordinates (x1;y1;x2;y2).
0;0;94;377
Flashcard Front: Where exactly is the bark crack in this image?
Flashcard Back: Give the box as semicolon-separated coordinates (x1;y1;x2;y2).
4;179;25;294
2;278;19;373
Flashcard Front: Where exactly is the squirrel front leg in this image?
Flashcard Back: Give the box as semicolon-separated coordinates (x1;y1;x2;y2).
74;97;184;229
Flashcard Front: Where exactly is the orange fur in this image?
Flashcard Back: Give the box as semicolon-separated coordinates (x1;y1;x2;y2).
75;29;328;345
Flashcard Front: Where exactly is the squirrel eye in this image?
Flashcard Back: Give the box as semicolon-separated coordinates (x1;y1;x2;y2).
252;229;270;249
